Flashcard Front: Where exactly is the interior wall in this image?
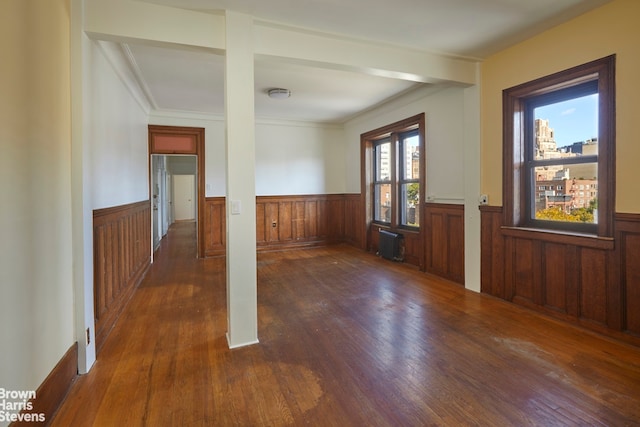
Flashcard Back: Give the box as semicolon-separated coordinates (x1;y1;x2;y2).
0;0;75;398
343;85;467;202
480;0;640;213
89;41;149;210
149;114;348;197
255;121;346;195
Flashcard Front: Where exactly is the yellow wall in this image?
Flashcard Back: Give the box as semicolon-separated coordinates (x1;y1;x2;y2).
0;0;75;394
481;0;640;212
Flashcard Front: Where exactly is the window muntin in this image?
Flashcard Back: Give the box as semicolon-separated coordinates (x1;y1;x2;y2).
503;55;615;237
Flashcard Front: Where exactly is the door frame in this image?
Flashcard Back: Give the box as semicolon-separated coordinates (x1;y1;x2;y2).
148;125;205;257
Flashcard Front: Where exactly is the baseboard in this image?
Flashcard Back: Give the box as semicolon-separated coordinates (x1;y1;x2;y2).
10;343;78;426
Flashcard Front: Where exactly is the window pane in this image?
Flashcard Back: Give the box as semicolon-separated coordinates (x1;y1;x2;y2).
401;134;420;180
400;183;419;227
533;94;598;161
374;183;391;223
375;142;391;181
532;163;598;223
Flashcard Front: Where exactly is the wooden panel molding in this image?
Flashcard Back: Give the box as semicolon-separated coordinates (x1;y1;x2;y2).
343;194;364;249
424;203;465;284
616;213;640;336
256;194;345;250
12;344;78;427
204;197;226;257
93;200;151;352
204;194;361;254
480;205;640;345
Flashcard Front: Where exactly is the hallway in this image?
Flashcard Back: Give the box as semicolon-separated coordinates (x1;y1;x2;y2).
51;222;640;426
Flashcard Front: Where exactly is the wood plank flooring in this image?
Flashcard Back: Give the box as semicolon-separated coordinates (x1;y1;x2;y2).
51;222;640;426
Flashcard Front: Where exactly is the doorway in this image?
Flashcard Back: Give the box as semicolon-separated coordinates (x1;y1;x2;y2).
148;125;205;257
151;155;198;252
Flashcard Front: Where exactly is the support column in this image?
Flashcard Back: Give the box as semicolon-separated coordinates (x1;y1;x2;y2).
224;11;259;348
463;64;482;293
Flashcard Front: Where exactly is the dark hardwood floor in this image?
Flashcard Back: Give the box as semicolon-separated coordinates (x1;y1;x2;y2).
52;222;640;426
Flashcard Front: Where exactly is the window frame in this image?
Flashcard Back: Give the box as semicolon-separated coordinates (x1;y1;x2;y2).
398;129;421;227
361;113;425;234
502;55;615;238
373;138;392;224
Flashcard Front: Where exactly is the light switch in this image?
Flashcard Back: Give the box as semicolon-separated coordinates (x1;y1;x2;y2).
231;200;241;215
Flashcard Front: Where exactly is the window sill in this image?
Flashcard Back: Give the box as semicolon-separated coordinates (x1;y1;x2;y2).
372;223;420;235
500;226;614;250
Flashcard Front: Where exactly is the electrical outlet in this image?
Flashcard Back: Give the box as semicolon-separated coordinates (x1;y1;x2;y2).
479;194;489;205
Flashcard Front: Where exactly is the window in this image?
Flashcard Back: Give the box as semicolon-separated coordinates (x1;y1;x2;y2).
503;56;615;236
362;114;425;230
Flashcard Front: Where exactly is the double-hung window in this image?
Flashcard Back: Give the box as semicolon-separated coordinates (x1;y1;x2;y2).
503;56;615;237
364;114;425;230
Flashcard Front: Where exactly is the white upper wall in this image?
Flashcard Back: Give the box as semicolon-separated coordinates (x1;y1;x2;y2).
255;121;346;195
148;112;347;197
344;86;467;203
89;41;150;209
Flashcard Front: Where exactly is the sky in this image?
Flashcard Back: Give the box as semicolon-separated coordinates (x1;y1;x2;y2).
534;93;598;147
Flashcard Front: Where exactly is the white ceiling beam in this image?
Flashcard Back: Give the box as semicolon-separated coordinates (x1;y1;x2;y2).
85;0;225;53
253;22;478;86
84;0;477;86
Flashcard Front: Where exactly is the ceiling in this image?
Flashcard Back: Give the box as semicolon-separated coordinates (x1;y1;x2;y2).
123;0;612;123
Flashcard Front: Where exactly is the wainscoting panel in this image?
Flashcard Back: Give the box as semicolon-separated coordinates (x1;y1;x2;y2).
480;206;640;345
204;197;226;257
93;200;151;352
424;203;465;284
617;214;640;335
343;194;364;249
206;195;356;253
256;195;341;250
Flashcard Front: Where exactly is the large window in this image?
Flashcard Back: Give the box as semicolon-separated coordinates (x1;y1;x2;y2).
363;114;425;230
503;56;615;237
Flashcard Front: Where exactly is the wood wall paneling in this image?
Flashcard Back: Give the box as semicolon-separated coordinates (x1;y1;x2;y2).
513;238;535;306
480;206;640;346
93;200;151;352
13;344;78;427
543;242;567;313
207;195;356;253
579;248;608;326
424;203;465;284
204;197;226;257
480;206;505;297
623;232;640;334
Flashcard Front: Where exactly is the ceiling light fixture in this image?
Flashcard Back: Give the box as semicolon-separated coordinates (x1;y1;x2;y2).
268;88;291;99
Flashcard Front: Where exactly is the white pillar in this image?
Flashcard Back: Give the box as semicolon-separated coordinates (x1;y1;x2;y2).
71;0;97;372
463;65;482;293
224;11;259;348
